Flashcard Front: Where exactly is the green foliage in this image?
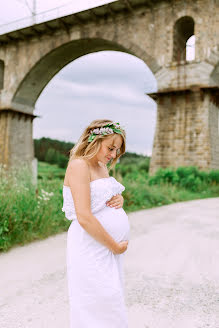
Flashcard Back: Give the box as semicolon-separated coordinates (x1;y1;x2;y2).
119;152;150;164
45;148;58;164
115;157;150;177
138;160;150;173
0;164;69;252
38;161;65;180
34;137;74;168
149;167;179;185
208;170;219;184
34;137;150;171
58;153;69;168
1;160;219;253
148;166;219;192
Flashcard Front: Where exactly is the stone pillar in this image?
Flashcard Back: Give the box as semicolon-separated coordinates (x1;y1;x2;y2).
149;87;219;175
208;89;219;169
0;109;36;170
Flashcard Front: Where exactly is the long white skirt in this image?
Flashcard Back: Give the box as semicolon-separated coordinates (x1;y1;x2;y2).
66;206;130;328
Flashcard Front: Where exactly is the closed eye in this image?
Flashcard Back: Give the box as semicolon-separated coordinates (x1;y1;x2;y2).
108;147;120;154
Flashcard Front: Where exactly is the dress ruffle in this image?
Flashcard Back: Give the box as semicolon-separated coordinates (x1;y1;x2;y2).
62;177;125;221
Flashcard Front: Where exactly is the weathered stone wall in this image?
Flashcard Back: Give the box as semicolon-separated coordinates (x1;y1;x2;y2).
0;59;4;90
0;111;34;168
0;0;218;112
149;91;218;174
209;100;219;169
0;112;9;166
0;0;218;171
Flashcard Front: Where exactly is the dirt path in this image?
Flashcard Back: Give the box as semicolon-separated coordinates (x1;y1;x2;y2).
1;197;219;328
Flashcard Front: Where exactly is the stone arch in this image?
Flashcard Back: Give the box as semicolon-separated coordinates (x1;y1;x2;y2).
12;38;159;112
0;59;4;89
172;16;195;62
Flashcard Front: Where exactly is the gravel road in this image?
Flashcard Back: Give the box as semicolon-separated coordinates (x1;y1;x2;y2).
1;197;219;328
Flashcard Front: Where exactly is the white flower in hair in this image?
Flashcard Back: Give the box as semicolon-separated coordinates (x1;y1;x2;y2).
88;121;123;143
106;127;113;134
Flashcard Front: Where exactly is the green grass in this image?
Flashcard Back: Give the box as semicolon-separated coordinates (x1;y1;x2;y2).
38;161;66;180
0;161;219;253
0;164;69;252
121;167;219;212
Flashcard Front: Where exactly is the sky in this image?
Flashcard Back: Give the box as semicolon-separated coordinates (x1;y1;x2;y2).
34;52;157;155
0;1;194;155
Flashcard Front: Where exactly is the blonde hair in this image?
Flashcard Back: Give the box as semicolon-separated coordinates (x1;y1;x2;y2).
69;119;126;170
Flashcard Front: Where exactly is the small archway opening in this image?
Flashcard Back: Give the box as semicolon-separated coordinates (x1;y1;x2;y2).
173;16;195;62
0;59;4;89
186;35;195;61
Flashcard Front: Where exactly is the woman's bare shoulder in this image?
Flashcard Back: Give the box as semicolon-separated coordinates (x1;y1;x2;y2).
64;159;90;186
68;158;88;170
65;158;90;181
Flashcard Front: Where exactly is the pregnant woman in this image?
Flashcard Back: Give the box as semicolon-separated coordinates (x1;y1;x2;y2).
62;119;130;327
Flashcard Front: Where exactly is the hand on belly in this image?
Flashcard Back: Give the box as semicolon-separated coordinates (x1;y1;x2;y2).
98;206;130;243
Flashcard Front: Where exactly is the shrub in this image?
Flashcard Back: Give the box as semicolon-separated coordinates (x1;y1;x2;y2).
149;166;219;192
209;170;219;184
138;160;150;173
176;166;199;179
149;168;179;185
0;165;69;252
58;153;68;168
45;148;58;164
116;163;137;177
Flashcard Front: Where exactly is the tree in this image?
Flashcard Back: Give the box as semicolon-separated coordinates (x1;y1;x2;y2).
45;148;57;164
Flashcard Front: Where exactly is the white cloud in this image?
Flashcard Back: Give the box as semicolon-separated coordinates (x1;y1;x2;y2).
47;77;155;108
58;51;157;93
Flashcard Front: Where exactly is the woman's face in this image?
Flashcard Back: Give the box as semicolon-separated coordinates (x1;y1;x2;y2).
97;134;123;164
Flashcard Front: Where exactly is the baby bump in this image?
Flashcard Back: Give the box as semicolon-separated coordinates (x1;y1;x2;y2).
68;206;130;254
95;206;130;243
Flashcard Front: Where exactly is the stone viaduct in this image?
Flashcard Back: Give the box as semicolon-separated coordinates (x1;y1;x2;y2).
0;0;218;174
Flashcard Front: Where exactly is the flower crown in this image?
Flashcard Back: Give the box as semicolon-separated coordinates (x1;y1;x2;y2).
88;122;123;143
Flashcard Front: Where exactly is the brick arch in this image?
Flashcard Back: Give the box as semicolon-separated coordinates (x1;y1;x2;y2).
12;37;159;112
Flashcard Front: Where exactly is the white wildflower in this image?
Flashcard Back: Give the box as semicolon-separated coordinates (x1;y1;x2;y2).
93;128;100;134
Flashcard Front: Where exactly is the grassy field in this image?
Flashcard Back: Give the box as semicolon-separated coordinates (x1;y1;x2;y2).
0;161;219;252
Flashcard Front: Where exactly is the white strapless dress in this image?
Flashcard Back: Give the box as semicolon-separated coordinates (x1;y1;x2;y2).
62;177;130;328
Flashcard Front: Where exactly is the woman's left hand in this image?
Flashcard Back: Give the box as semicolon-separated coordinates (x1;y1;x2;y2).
106;194;124;209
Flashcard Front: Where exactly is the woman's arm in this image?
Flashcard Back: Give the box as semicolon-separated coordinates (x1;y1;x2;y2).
66;159;126;254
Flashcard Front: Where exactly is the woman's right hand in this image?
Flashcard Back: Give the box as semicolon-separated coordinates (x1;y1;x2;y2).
112;240;129;254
